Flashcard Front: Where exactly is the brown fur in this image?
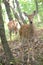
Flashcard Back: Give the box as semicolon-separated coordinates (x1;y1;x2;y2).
19;24;35;39
19;11;37;40
8;20;18;33
8;20;18;40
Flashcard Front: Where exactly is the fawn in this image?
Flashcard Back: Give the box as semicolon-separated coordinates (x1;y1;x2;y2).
19;11;38;65
19;11;37;41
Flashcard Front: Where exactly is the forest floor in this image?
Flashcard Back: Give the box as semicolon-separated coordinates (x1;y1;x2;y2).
0;29;43;65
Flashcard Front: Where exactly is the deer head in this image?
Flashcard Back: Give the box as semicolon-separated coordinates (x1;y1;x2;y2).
24;11;36;24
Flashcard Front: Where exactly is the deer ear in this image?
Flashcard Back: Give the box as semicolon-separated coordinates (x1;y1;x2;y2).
33;10;37;15
23;12;28;17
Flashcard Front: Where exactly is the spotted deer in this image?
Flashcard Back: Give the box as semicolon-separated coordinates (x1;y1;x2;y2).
19;11;38;65
8;20;18;40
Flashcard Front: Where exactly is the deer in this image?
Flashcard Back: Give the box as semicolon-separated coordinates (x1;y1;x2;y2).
19;11;37;41
19;11;38;65
8;20;18;41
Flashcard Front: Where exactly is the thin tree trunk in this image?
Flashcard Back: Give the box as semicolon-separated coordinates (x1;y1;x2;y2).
11;6;23;25
0;4;16;65
35;0;38;13
3;0;13;21
3;0;15;40
15;0;25;23
35;0;41;22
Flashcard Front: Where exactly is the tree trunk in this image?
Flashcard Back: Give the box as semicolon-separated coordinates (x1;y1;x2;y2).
3;0;15;40
35;0;38;13
11;6;23;25
3;0;13;21
0;4;16;65
35;0;41;23
15;0;26;23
